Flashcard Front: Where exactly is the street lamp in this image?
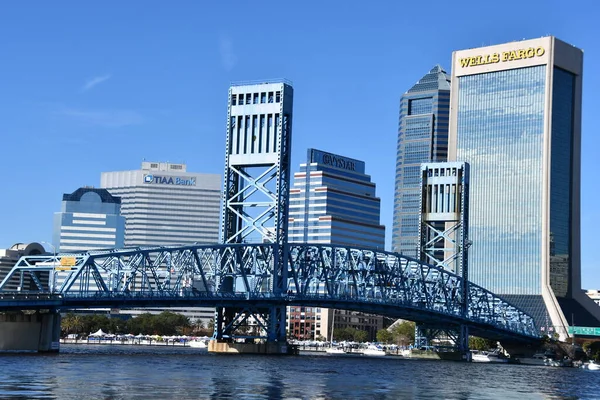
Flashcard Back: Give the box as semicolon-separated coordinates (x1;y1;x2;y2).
41;241;57;293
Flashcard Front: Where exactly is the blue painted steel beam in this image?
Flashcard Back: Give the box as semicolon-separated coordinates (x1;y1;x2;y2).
0;242;540;342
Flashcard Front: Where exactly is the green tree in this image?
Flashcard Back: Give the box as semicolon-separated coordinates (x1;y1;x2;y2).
376;329;394;344
469;336;495;351
353;330;368;343
333;327;354;341
391;321;415;346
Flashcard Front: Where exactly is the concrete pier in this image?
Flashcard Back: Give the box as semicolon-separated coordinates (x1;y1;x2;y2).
0;311;61;352
208;340;296;355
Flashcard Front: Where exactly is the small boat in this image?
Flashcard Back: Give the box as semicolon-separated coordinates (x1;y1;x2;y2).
471;350;508;363
362;345;386;357
544;357;572;367
518;353;547;366
325;347;346;355
584;361;600;371
188;340;208;348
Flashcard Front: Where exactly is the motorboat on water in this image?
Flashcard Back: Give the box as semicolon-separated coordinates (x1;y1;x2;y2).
544;357;573;367
471;350;508;363
582;360;600;370
325;347;346;355
362;345;386;357
518;353;547;366
188;340;208;348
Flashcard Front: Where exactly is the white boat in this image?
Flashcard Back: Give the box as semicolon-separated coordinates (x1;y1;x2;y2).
363;345;386;357
518;353;547;366
585;361;600;370
471;350;508;363
325;347;346;355
188;340;208;348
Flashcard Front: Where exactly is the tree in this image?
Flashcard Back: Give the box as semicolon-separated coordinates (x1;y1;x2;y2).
353;330;368;343
391;321;415;346
469;336;495;351
377;329;394;344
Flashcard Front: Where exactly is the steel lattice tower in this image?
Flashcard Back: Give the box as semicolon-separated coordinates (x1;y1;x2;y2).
214;80;293;344
416;162;471;354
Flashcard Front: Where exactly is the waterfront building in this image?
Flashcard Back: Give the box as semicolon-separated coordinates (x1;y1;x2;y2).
101;162;221;324
52;187;125;253
287;149;386;341
0;243;45;290
392;66;451;256
100;162;220;247
288;149;385;248
448;36;600;337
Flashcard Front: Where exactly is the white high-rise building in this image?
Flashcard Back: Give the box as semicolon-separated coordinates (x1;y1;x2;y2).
101;162;221;247
101;162;221;323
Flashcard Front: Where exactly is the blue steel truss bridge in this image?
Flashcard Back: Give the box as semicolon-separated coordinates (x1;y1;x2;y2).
0;242;539;343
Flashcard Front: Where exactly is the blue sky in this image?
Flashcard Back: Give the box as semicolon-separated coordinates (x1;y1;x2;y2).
1;0;598;286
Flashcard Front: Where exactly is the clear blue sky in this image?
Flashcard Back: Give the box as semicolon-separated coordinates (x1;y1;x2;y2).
1;1;598;286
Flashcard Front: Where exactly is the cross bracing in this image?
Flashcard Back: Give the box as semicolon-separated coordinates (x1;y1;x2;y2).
0;243;538;342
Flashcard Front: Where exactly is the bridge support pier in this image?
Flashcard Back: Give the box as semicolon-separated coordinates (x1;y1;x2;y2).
0;310;60;352
210;305;291;355
208;340;293;355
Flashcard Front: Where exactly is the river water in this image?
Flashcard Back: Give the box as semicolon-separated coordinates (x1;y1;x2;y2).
0;344;599;399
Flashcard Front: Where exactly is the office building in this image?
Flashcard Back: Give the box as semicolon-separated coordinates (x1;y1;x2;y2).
288;149;385;248
52;187;125;252
101;162;221;324
101;162;220;247
392;66;451;256
0;243;45;290
449;36;600;336
287;149;386;341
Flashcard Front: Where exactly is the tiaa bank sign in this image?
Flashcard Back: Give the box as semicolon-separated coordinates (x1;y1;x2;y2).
143;174;196;186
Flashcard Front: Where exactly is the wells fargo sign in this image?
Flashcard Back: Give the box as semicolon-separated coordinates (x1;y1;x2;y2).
459;47;545;68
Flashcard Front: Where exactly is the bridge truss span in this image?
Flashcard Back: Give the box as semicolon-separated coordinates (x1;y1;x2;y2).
0;243;539;342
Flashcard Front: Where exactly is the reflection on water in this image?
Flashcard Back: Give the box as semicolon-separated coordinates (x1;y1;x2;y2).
0;345;599;399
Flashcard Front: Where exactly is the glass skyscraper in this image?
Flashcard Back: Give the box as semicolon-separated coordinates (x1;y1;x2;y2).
52;187;125;252
449;36;600;337
392;66;451;256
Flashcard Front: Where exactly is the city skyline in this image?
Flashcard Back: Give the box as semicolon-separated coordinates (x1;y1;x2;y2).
0;2;598;288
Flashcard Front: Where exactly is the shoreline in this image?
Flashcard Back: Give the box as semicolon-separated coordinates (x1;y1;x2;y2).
60;339;195;347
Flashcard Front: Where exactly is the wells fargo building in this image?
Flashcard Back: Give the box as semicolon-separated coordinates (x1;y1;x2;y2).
449;37;600;338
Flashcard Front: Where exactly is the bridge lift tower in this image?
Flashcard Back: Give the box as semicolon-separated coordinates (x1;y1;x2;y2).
416;162;471;354
211;80;294;352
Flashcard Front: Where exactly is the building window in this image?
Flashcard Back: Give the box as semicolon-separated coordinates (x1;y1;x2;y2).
239;94;244;105
232;95;237;106
276;91;281;103
261;92;266;103
253;93;259;104
268;92;274;103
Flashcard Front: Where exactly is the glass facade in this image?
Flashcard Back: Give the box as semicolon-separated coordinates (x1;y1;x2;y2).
52;188;125;252
549;67;576;298
456;65;546;295
392;66;450;256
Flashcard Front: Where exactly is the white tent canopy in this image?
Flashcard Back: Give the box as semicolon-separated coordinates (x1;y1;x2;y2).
89;329;107;337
